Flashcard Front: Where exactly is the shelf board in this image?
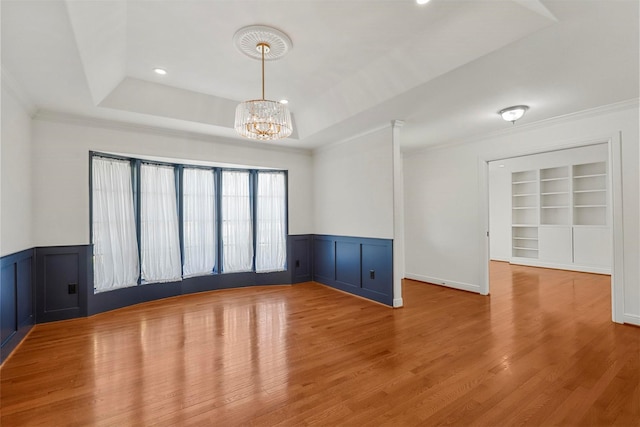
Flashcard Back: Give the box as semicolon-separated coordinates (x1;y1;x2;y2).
541;191;569;195
512;247;538;251
573;189;606;193
541;206;569;209
540;177;569;182
574;204;606;208
512;206;537;210
512;225;537;228
513;237;538;240
512;180;537;184
574;173;606;179
512;193;537;197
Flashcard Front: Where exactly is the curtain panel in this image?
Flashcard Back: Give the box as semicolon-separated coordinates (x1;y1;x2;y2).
182;168;216;277
140;163;182;283
92;157;139;292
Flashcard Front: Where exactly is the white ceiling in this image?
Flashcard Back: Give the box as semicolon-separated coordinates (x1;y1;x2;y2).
2;0;638;151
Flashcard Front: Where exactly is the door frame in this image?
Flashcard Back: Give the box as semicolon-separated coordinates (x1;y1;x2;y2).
478;133;624;323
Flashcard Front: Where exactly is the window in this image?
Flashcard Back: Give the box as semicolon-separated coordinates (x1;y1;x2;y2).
140;163;182;283
221;170;253;273
91;157;139;292
256;171;287;272
182;168;216;277
90;153;289;293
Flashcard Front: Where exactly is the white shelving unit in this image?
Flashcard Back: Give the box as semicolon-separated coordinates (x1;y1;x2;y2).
573;162;607;226
510;161;610;273
511;170;538;258
512;226;538;259
540;166;570;225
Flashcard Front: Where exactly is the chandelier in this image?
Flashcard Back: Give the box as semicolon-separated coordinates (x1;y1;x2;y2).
233;26;293;141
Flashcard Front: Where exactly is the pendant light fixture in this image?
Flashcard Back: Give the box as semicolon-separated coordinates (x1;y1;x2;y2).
233;26;293;141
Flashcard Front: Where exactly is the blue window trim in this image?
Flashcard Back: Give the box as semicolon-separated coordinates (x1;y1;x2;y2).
89;152;289;286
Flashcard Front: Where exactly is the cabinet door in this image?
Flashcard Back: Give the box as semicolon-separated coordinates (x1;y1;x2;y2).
538;226;572;263
573;227;611;268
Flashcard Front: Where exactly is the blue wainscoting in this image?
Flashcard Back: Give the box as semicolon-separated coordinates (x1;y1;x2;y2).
312;235;393;306
291;235;313;283
35;245;90;323
1;248;35;364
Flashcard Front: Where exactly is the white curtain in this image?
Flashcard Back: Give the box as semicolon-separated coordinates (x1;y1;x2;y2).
140;163;182;283
222;170;253;272
256;172;287;272
92;157;139;293
182;168;216;277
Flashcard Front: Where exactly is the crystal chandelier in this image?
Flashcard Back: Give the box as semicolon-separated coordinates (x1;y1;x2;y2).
234;26;293;141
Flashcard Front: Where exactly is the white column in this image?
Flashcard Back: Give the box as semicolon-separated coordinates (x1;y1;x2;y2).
391;120;405;307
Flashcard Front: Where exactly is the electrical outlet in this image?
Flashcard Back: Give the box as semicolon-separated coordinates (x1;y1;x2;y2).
68;283;77;294
295;260;300;267
369;270;375;279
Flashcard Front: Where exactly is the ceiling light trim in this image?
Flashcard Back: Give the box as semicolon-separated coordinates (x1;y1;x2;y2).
233;25;293;61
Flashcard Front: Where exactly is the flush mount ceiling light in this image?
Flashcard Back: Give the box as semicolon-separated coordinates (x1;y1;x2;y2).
416;0;431;4
153;68;167;75
499;105;529;124
233;25;293;141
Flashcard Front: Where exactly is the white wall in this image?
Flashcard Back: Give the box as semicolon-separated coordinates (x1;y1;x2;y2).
1;82;33;256
31;117;313;247
313;127;394;239
404;103;639;323
488;162;511;261
489;144;608;260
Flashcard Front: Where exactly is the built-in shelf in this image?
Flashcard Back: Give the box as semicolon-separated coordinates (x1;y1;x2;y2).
512;224;538;259
512;170;538;226
540;166;570;225
573;162;607;226
511;161;609;266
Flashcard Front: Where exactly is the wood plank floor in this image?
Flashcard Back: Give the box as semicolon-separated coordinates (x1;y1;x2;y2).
1;262;638;426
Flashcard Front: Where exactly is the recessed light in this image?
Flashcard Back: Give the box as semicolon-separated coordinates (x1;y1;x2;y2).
153;68;167;75
499;164;505;168
417;0;431;5
279;99;289;105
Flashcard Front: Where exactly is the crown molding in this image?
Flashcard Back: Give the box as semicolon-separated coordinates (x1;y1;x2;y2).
32;109;312;156
403;98;639;157
312;122;393;154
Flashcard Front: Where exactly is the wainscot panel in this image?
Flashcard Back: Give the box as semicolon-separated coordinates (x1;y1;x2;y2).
313;236;335;283
361;242;393;296
35;245;90;323
336;241;360;288
1;248;35;364
291;235;313;283
312;235;393;306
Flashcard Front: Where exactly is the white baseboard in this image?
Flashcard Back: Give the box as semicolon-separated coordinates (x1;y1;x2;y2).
623;313;640;326
404;273;481;294
490;257;510;262
510;258;611;275
393;298;404;308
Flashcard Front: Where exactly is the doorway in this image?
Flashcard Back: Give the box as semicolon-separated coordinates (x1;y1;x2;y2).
479;136;624;323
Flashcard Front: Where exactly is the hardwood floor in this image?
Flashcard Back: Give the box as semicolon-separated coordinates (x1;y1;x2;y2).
1;262;638;426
